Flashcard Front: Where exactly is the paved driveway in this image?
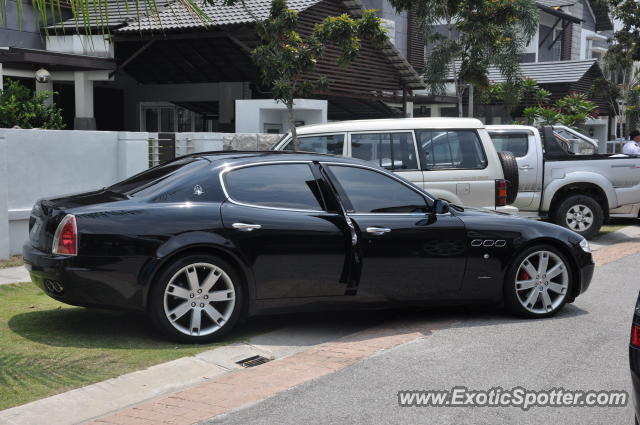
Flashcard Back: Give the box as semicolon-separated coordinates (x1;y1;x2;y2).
203;253;637;425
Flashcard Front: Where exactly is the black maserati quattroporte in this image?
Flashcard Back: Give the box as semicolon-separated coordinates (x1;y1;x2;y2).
24;152;594;342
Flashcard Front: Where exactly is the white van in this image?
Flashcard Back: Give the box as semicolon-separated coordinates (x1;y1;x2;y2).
273;118;518;213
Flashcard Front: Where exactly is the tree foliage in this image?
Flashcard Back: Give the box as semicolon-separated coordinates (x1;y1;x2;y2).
0;79;65;129
251;0;386;142
388;0;538;116
522;92;598;128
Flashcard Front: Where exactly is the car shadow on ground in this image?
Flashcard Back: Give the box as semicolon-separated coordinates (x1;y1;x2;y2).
7;302;588;350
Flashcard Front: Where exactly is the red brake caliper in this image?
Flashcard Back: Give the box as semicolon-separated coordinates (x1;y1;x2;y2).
518;270;530;281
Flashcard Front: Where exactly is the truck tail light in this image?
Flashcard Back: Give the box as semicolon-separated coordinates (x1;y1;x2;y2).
52;214;78;256
632;324;640;348
495;179;508;207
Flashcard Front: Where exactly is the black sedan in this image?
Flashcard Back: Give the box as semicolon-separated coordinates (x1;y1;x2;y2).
630;292;640;424
24;152;594;343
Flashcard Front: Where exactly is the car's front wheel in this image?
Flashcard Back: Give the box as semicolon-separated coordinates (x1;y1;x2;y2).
504;245;572;318
150;254;243;343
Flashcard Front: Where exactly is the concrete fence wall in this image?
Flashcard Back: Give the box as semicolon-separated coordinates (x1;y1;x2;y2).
0;129;280;259
0;129;149;258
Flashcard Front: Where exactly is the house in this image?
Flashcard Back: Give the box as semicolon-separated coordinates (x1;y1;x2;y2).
0;0;425;132
410;0;616;142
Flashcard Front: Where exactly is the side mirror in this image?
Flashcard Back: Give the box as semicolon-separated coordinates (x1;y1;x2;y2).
433;199;450;215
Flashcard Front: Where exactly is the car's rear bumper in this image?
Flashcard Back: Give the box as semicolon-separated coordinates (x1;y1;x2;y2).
22;243;146;311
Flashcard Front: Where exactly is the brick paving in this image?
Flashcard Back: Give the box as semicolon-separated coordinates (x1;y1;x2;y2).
89;240;640;425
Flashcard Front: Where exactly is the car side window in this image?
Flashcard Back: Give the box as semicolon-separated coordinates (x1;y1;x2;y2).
417;130;487;170
225;164;324;210
350;132;418;170
282;134;344;155
489;133;529;157
327;165;428;213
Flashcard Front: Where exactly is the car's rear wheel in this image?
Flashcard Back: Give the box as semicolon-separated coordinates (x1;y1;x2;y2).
150;254;243;343
504;245;572;318
553;194;603;239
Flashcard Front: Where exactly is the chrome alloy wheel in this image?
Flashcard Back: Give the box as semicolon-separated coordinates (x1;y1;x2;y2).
515;250;569;314
565;204;594;232
163;263;235;336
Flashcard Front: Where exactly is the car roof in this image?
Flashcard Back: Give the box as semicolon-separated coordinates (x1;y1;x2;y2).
185;150;371;167
294;117;484;135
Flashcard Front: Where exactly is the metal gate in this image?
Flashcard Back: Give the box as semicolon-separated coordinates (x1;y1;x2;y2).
148;133;194;167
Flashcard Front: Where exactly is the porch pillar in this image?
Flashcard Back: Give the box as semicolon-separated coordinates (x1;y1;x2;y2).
0;63;3;91
35;80;53;107
74;71;96;130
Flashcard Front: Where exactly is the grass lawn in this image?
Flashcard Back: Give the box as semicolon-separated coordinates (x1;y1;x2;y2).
0;282;281;410
599;218;639;236
0;255;24;269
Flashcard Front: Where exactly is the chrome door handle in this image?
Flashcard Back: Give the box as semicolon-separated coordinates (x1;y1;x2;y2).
232;223;262;232
519;165;533;170
366;227;391;235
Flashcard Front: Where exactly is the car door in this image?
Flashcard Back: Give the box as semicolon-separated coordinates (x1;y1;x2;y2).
322;163;467;300
347;131;424;189
220;162;349;299
415;129;491;208
488;129;541;210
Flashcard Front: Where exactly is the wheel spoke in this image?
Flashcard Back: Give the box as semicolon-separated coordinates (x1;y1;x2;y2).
190;309;202;334
541;289;553;311
203;304;224;323
209;289;234;302
167;284;191;300
546;263;564;280
516;279;537;291
547;282;567;294
522;261;538;278
538;252;549;275
201;269;222;293
524;287;540;307
168;301;192;321
186;267;200;292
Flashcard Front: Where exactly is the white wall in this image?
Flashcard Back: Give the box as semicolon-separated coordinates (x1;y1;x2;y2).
0;129;149;257
46;34;114;58
235;99;327;133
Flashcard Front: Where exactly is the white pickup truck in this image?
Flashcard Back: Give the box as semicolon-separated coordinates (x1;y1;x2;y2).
487;124;640;239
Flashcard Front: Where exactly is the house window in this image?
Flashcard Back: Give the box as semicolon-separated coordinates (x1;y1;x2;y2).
140;102;210;132
551;28;562;61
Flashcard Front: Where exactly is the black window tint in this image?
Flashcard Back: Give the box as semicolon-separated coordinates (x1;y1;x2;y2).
108;158;204;195
283;134;344;155
225;164;323;210
417;130;487;170
328;165;427;213
489;133;529;157
350;133;418;170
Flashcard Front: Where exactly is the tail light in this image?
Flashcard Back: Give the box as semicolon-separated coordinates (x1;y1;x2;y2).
632;324;640;348
52;214;78;256
495;179;508;207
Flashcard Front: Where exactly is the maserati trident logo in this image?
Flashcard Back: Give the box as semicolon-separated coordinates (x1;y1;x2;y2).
193;185;204;196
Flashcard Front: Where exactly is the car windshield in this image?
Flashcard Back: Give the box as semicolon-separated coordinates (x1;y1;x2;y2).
108;158;206;196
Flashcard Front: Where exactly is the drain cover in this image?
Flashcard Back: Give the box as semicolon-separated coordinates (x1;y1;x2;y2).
236;355;271;368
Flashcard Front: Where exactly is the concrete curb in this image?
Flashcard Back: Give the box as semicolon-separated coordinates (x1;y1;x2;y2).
0;265;29;285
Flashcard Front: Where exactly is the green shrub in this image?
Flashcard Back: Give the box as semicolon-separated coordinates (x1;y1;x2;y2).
0;79;65;129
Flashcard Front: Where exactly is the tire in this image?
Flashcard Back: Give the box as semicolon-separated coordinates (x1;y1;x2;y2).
149;254;244;343
504;244;573;319
552;194;603;240
497;151;519;205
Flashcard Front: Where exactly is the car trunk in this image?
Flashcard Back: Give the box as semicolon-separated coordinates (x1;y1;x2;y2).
28;190;129;253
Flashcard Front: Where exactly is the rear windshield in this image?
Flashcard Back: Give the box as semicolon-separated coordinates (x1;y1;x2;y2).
108;158;206;196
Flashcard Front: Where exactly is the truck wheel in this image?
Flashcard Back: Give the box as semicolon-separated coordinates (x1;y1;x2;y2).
553;195;603;239
497;151;519;204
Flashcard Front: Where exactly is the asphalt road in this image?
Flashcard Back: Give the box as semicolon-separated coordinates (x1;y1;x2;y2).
203;253;638;425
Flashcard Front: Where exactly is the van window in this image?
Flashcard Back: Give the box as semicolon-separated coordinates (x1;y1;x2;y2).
282;134;344;155
489;133;529;157
417;130;487;170
350;132;418;170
